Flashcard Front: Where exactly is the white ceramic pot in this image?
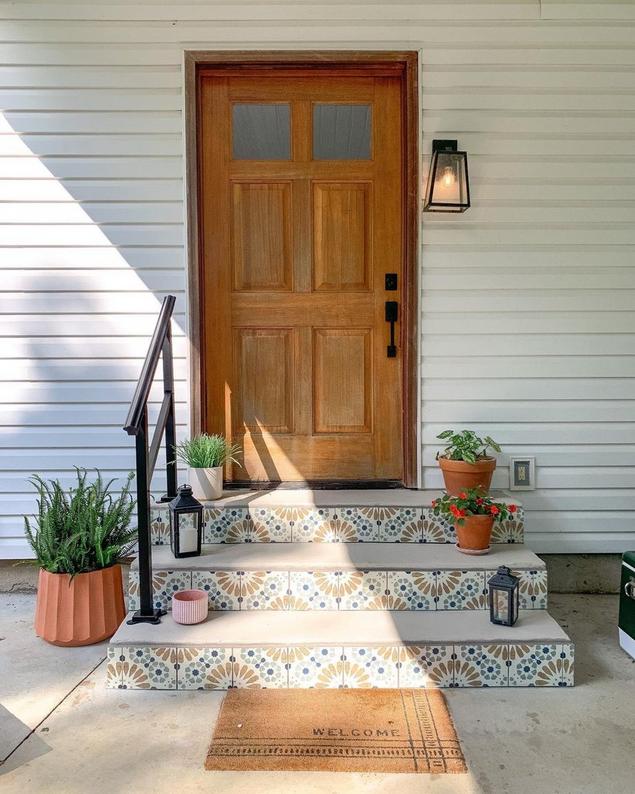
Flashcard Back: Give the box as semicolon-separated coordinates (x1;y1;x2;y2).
188;466;223;500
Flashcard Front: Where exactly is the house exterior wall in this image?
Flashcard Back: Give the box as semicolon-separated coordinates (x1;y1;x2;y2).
1;0;634;557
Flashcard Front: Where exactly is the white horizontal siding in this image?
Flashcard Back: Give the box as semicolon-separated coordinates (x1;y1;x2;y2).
1;0;634;556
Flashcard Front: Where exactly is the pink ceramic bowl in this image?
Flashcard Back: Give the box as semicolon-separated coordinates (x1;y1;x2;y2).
172;589;208;625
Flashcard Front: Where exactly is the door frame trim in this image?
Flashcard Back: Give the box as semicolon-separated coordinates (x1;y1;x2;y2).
184;50;419;487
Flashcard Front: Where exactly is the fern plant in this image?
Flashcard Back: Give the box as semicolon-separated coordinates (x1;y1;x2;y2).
24;469;137;575
174;434;241;469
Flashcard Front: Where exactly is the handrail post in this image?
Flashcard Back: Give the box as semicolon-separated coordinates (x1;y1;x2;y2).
137;406;153;616
123;295;176;627
162;321;178;502
127;405;165;624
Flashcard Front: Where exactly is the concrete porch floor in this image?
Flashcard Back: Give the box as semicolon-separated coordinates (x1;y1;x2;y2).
0;594;632;794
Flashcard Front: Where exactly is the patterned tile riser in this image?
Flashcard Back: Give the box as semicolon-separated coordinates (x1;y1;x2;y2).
128;567;548;612
106;642;574;690
149;505;524;545
127;569;193;612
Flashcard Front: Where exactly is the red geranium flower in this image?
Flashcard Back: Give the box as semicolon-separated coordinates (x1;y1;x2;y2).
489;505;499;516
476;497;483;505
458;492;467;499
509;504;517;513
431;500;437;508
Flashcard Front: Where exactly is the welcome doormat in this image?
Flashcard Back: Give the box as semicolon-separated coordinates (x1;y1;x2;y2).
205;688;467;774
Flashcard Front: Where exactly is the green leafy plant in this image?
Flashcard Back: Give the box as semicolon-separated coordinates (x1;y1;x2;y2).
432;487;516;526
436;429;501;463
173;433;241;469
24;469;136;575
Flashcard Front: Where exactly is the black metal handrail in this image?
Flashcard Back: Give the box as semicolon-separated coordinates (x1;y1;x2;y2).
123;294;177;625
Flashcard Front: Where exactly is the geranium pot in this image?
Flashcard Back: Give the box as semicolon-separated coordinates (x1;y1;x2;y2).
189;466;223;500
455;515;494;554
35;564;125;647
438;456;496;495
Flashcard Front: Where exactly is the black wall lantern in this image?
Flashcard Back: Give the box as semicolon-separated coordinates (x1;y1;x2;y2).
488;566;520;626
169;484;203;559
423;139;470;213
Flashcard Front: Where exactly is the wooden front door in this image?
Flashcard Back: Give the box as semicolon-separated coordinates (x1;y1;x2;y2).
198;66;405;483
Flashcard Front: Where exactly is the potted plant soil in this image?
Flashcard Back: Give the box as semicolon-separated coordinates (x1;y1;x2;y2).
436;429;501;495
25;469;135;646
432;487;517;555
174;434;241;500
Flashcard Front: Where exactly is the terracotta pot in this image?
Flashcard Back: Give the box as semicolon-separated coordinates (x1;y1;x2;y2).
35;564;125;647
455;514;494;554
189;466;223;500
438;456;496;495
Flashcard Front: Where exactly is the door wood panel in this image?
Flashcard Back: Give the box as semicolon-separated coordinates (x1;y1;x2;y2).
231;182;292;291
198;68;406;483
313;328;372;433
313;182;371;292
234;328;294;433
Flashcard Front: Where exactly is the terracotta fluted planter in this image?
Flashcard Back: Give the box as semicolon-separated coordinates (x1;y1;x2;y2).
35;564;126;647
455;515;495;554
438;456;496;495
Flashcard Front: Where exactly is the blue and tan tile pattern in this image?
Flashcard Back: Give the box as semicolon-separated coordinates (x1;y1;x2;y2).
107;641;573;690
106;646;178;690
130;565;546;612
150;504;525;545
506;642;576;686
127;569;192;612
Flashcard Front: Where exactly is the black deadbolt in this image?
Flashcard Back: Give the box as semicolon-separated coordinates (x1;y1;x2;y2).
385;273;398;291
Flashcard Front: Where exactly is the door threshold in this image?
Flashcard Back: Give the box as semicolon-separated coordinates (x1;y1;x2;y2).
224;480;407;491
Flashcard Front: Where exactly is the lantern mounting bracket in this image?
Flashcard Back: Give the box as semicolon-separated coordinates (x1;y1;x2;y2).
432;139;458;153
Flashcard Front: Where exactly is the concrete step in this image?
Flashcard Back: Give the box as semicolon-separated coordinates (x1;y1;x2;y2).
106;608;574;690
150;489;524;545
129;542;547;612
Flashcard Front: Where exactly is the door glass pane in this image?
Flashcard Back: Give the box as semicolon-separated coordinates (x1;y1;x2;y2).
313;104;372;160
232;103;291;160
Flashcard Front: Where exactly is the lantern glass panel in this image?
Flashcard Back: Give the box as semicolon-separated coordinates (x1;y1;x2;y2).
424;149;470;212
492;587;509;624
175;512;199;554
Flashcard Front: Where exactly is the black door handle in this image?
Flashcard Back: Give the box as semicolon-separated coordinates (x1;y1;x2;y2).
385;301;398;358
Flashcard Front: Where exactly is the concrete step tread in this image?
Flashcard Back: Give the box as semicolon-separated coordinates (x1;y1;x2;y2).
136;542;543;572
110;608;568;648
153;488;520;509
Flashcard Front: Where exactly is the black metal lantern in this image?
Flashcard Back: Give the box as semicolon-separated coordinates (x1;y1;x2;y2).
423;139;470;212
488;566;520;626
169;484;203;559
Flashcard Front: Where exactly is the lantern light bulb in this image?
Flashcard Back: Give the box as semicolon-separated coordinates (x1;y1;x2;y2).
442;166;455;188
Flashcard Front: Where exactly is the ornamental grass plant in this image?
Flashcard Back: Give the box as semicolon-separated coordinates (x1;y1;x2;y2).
173;433;241;469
